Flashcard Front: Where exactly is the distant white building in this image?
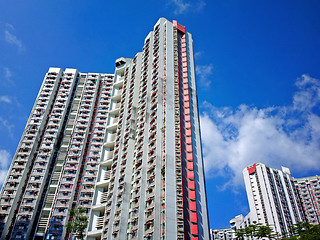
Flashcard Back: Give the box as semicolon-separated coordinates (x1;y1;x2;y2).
295;175;320;225
210;228;234;240
230;214;244;233
242;163;305;235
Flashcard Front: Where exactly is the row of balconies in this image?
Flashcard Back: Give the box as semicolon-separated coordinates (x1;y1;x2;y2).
86;73;122;237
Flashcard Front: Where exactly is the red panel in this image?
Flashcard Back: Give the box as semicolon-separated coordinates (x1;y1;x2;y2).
188;171;194;179
185;108;190;115
183;67;188;73
186;144;193;152
183;72;188;78
185;122;191;129
182;56;187;62
248;163;256;175
177;24;186;33
187;153;193;161
186;137;192;144
173;20;186;33
184;95;189;101
190;201;197;211
186;129;192;136
187;162;194;170
183;83;188;89
184;89;189;96
191;238;199;240
183;62;188;67
185;115;191;121
190;212;197;223
191;225;198;235
188;181;195;189
182;52;187;57
189;190;196;199
182;47;187;52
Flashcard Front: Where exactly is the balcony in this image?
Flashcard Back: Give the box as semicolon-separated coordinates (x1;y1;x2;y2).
102;150;114;161
44;193;55;209
111;89;123;101
103;133;116;148
96;216;104;229
100;191;108;204
109;102;121;116
114;76;124;88
103;170;111;181
96;169;111;187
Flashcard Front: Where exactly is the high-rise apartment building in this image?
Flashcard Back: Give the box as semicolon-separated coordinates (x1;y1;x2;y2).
243;163;304;235
0;18;210;240
295;175;320;225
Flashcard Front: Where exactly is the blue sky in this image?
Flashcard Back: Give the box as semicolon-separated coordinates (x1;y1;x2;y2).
1;0;320;229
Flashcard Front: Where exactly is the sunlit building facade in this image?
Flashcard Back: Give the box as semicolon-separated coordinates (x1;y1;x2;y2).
243;163;304;235
0;18;210;240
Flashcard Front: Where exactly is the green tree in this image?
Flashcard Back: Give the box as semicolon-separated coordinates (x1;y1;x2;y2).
235;228;246;240
282;222;320;240
65;207;88;240
299;223;320;240
256;225;272;239
235;221;276;239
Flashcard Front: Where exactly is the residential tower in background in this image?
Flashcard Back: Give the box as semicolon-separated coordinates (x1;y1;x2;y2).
242;163;305;235
295;175;320;225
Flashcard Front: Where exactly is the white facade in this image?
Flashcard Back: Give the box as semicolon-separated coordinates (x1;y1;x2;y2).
230;214;244;232
210;228;234;240
243;163;304;235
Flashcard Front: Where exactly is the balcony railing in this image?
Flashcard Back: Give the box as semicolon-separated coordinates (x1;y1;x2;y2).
96;216;104;229
103;170;111;181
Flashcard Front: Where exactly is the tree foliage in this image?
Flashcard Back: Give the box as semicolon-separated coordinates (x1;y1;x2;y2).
236;221;320;240
65;207;88;240
282;222;320;240
235;221;274;239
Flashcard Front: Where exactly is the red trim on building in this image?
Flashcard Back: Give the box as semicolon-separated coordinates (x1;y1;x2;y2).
188;171;195;180
190;201;197;211
190;212;198;223
248;163;256;175
189;191;196;199
191;224;198;235
173;20;186;33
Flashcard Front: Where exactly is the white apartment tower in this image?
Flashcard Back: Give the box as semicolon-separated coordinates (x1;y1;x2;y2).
0;18;210;240
295;175;320;225
243;163;305;235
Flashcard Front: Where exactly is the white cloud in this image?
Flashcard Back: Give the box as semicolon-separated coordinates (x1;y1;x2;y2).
4;23;24;51
1;67;14;86
0;150;11;186
196;64;213;87
200;74;320;189
0;96;12;104
4;67;12;80
170;0;206;14
0;117;14;138
194;51;203;60
293;74;320;112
